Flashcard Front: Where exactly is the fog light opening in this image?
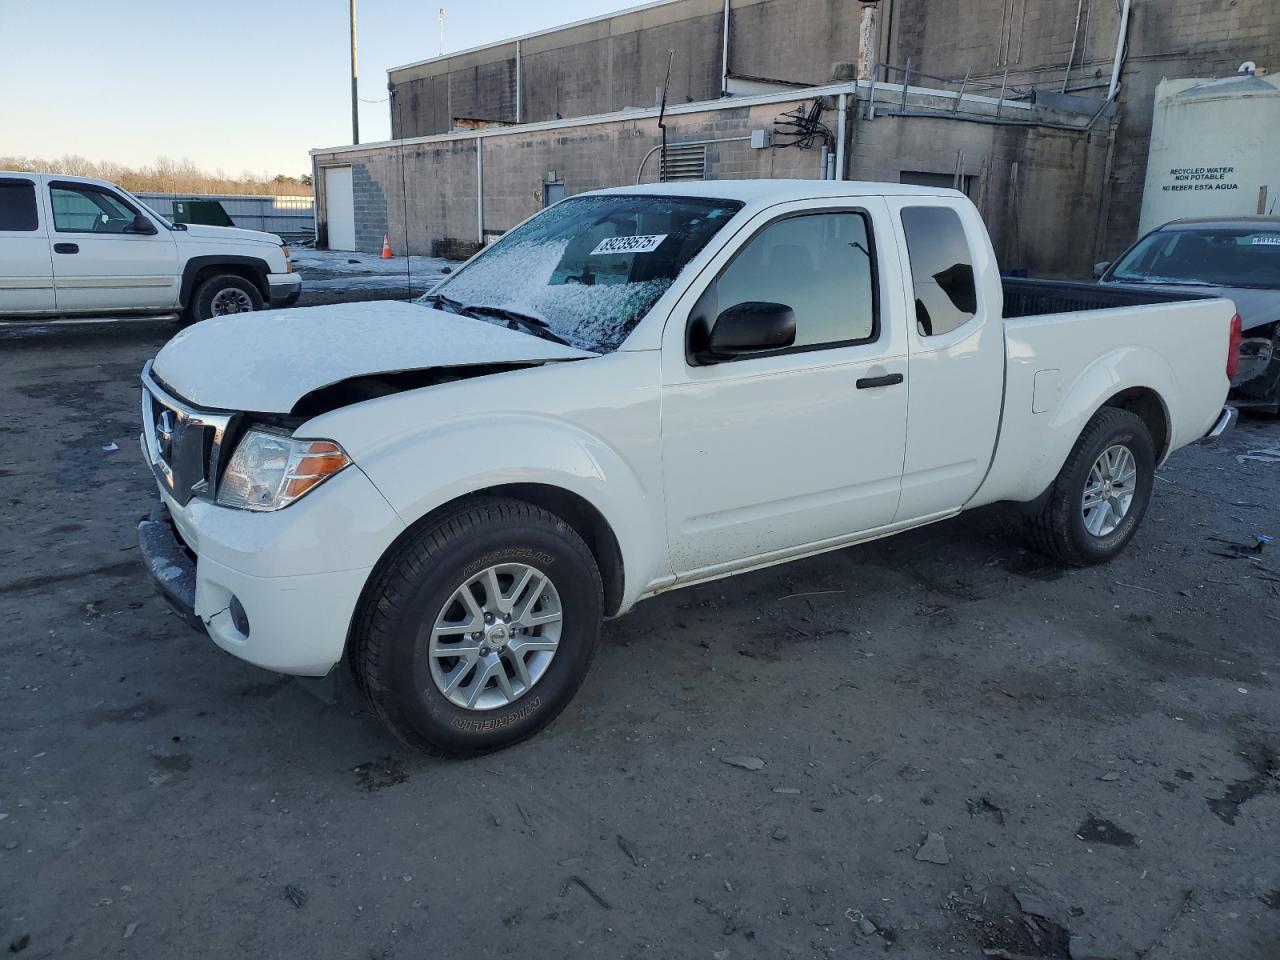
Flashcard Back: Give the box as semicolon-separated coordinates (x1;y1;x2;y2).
229;595;251;638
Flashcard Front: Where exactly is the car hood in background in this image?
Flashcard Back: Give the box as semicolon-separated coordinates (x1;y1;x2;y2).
151;301;598;413
177;223;284;246
1103;281;1280;331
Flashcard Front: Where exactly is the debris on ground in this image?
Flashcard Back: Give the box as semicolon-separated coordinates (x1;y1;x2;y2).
101;442;119;452
1236;447;1280;465
915;831;951;864
966;796;1006;824
284;884;308;908
352;756;408;792
616;834;642;867
559;875;611;909
8;934;30;953
1098;770;1121;782
1075;816;1137;848
720;755;765;771
123;922;137;939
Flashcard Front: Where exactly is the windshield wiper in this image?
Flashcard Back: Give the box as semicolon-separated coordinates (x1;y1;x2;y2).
463;304;571;346
421;292;468;314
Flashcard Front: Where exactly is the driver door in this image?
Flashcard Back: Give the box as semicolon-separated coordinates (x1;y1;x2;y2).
47;180;177;312
659;198;910;581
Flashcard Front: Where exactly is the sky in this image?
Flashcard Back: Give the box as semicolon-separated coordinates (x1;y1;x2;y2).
0;0;643;178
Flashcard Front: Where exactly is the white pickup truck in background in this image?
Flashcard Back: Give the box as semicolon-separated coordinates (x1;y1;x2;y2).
136;181;1237;755
0;172;300;322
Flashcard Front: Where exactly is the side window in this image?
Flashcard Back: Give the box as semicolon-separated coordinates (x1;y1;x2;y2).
50;183;137;234
901;206;978;337
0;178;38;232
709;212;877;350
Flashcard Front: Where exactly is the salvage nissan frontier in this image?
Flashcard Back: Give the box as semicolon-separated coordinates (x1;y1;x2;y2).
137;181;1239;755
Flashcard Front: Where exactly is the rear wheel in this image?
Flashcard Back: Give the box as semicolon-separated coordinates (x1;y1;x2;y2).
190;274;263;322
1025;407;1155;565
350;498;604;756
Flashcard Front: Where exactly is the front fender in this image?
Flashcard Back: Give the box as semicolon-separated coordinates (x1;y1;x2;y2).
300;356;668;610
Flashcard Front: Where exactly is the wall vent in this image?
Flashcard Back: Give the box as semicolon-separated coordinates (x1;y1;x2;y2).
660;144;708;181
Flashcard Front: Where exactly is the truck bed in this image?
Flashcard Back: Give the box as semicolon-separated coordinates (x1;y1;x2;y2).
1001;277;1211;319
970;280;1235;509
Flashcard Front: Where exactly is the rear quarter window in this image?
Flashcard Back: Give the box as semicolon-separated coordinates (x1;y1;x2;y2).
0;178;38;232
901;206;978;337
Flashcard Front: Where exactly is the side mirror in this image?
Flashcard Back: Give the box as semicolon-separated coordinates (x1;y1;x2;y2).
125;214;157;235
1093;261;1111;279
700;301;796;362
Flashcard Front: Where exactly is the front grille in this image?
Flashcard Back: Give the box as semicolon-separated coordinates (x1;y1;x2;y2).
140;362;233;506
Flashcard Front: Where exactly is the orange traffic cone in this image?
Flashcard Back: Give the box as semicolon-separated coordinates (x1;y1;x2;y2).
381;233;394;259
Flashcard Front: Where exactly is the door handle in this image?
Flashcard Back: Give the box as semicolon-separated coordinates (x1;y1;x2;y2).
53;243;79;254
856;373;904;389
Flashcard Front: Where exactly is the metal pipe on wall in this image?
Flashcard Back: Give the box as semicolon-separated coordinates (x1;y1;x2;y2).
349;0;360;144
515;39;522;123
1107;0;1133;102
1062;0;1085;92
835;92;848;180
476;138;484;244
720;0;731;95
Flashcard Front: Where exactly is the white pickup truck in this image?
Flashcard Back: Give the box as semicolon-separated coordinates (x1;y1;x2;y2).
136;181;1237;755
0;172;300;321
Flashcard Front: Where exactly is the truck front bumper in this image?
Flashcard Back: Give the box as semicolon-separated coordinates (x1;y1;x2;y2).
136;465;404;677
267;272;302;308
138;503;202;632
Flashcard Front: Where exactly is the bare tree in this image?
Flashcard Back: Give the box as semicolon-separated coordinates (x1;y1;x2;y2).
0;155;313;196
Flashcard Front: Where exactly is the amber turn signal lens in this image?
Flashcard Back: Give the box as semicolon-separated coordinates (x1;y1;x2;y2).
283;441;350;499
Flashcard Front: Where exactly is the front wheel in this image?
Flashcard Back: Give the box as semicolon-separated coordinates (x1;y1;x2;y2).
1025;407;1155;565
190;274;263;322
350;498;604;756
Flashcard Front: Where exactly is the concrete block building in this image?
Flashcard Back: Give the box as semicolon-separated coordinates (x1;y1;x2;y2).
311;0;1280;277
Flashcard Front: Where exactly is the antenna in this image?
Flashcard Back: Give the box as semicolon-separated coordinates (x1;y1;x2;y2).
658;50;674;181
438;7;446;57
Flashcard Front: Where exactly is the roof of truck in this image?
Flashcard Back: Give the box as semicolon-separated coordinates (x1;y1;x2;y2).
587;179;966;203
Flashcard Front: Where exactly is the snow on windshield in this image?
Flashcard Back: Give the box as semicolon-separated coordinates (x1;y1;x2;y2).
425;195;743;352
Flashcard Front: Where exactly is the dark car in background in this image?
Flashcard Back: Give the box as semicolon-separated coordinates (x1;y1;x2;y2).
1099;217;1280;413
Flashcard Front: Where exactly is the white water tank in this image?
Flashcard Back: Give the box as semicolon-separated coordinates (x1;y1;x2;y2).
1138;70;1280;233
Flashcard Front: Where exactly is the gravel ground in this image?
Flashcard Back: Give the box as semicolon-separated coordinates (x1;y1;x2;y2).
1;322;1278;960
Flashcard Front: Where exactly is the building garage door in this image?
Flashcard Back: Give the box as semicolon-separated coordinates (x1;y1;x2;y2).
324;166;356;251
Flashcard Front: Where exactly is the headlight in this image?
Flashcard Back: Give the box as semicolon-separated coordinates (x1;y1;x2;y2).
216;429;350;511
280;243;292;273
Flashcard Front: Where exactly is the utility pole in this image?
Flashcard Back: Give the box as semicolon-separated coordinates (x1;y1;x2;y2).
350;0;360;144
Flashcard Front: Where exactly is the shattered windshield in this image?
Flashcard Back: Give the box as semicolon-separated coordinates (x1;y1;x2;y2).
421;194;743;352
1109;227;1280;289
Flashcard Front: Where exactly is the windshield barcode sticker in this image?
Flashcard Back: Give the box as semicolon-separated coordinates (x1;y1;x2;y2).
590;234;668;255
1251;236;1280;246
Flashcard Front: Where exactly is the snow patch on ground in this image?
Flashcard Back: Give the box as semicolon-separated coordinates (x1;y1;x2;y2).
291;248;455;277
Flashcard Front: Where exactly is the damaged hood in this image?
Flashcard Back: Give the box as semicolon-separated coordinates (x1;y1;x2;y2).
151;301;597;413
